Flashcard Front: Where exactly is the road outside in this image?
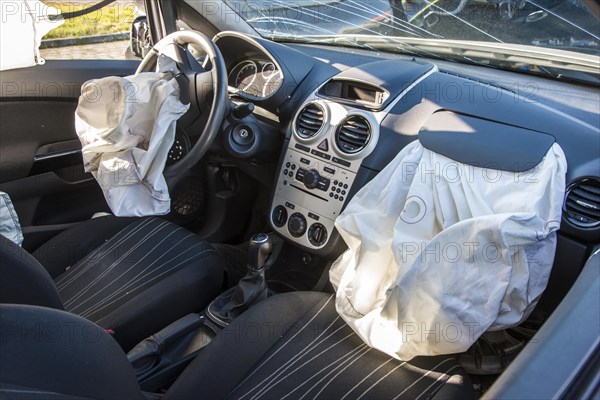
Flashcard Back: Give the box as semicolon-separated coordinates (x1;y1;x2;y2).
41;40;131;60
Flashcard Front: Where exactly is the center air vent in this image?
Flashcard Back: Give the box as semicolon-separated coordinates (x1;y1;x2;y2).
563;178;600;228
335;115;371;154
295;103;324;139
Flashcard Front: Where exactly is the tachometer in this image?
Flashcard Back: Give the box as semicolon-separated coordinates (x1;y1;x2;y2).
229;60;258;92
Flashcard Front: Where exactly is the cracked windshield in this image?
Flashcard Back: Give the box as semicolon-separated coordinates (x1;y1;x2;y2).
227;0;599;80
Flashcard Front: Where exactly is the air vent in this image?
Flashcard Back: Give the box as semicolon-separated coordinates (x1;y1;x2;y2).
335;115;371;154
563;178;600;228
295;103;324;139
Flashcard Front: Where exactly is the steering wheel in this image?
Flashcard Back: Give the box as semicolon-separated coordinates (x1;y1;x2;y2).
135;30;228;178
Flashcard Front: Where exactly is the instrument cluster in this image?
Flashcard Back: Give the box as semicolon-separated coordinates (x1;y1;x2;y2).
227;59;283;99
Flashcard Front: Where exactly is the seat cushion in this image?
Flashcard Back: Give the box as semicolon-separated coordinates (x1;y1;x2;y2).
52;217;224;350
166;292;475;400
33;215;136;279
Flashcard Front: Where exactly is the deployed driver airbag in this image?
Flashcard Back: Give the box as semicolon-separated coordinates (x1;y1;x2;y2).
330;140;566;360
75;72;189;216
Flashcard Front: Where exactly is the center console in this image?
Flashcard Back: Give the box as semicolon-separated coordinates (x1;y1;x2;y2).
269;61;436;251
270;97;382;250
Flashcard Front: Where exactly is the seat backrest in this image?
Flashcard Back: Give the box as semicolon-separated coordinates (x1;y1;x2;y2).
0;303;145;400
0;235;63;309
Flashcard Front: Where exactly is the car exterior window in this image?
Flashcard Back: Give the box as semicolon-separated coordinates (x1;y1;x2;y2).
40;0;146;60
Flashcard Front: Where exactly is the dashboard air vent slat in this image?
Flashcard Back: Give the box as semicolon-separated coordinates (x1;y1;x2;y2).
335;115;371;154
563;178;600;228
296;104;324;139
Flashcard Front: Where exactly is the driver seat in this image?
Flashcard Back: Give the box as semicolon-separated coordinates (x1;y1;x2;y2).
0;216;224;350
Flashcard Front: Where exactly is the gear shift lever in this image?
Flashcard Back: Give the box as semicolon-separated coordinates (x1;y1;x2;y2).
207;234;272;326
248;233;272;270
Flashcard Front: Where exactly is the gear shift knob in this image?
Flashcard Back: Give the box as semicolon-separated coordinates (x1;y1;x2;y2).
248;233;273;271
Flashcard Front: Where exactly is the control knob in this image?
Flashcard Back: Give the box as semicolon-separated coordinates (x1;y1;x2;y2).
288;213;307;237
308;223;328;246
272;205;288;228
303;169;320;190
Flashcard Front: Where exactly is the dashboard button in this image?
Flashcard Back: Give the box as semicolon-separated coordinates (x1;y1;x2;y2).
332;157;351;168
323;166;335;174
311;149;331;160
317;139;329;151
318;177;330;191
300;158;310;165
295;144;310;153
296;169;306;181
286;162;291;168
307;212;320;221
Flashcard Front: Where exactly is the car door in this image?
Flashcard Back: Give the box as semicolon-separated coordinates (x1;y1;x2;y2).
0;1;144;251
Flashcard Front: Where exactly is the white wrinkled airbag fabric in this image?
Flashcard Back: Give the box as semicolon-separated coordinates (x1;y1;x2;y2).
75;72;189;216
330;141;567;360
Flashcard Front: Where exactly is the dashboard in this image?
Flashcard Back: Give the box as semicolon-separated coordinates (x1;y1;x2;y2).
213;31;600;256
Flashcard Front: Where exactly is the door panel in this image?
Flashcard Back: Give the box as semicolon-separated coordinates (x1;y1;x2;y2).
0;60;139;249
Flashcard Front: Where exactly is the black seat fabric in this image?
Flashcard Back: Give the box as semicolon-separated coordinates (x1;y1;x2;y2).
0;216;224;350
166;292;475;400
0;293;474;400
0;304;144;400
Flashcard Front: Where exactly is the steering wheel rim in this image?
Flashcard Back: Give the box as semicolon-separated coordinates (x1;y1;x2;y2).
136;30;228;178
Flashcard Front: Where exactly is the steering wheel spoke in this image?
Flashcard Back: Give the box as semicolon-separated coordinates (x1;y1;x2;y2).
194;70;215;114
135;30;229;177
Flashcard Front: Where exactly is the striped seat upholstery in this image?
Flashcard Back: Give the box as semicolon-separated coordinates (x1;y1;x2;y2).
166;292;475;400
1;217;224;351
0;295;475;400
56;218;217;321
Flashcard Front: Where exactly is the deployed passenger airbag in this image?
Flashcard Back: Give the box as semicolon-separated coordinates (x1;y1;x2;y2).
330;140;566;360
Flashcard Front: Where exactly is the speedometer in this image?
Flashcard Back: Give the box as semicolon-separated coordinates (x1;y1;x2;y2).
229;60;258;92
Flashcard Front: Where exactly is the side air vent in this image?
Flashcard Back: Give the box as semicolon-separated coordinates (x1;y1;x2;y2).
335;115;371;154
563;178;600;228
295;103;324;139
